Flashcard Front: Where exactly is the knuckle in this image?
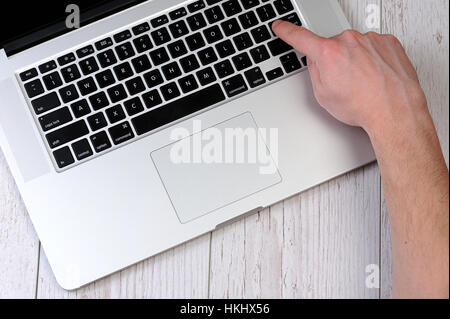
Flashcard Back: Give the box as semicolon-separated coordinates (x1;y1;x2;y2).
340;29;362;41
384;34;402;45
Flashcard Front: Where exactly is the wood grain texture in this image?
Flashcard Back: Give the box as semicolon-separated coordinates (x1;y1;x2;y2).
0;150;39;299
380;0;450;299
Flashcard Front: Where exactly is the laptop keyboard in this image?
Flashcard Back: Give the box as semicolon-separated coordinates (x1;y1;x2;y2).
18;0;307;171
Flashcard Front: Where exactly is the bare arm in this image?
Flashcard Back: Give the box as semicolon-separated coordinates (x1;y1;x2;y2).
272;20;449;299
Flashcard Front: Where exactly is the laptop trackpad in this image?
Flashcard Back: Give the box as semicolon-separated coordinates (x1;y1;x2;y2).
151;113;282;224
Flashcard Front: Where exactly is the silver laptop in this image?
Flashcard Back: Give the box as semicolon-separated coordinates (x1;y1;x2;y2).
0;0;375;290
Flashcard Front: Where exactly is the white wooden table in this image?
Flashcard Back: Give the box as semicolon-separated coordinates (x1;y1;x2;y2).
1;0;448;299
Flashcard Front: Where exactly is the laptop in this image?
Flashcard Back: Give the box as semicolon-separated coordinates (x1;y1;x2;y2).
0;0;375;290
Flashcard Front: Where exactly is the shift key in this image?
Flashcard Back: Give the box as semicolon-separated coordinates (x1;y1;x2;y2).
46;120;89;149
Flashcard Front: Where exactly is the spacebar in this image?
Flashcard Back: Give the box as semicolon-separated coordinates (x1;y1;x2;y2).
132;84;226;136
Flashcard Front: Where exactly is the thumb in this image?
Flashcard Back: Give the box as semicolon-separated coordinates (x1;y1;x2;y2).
272;20;325;60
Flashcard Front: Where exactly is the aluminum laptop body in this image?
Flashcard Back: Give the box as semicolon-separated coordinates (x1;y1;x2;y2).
0;0;375;289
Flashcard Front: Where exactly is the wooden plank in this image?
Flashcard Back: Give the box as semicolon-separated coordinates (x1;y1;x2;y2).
37;234;211;298
0;151;40;299
209;0;382;299
380;0;450;299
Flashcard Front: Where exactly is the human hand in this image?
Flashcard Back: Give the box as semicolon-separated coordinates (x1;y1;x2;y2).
271;20;428;137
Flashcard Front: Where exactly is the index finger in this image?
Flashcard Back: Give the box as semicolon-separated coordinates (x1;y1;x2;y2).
272;20;325;59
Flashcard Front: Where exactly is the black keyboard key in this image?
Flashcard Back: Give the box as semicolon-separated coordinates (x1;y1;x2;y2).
215;39;236;58
206;0;223;4
274;0;294;15
268;38;292;56
25;79;44;98
125;77;146;96
20;68;38;81
251;25;271;44
113;62;134;81
241;0;260;10
270;12;302;35
132;55;152;73
232;52;253;71
107;84;128;103
109;122;135;145
72;139;93;161
46;120;89;149
59;84;79;103
221;18;241;36
198;47;218;65
144;69;164;88
76;45;94;58
115;42;136;60
180;54;200;73
178;75;199;94
149;47;170;66
151;15;169;28
250;45;270;63
222;74;248;97
238;11;259;29
214;60;234;78
132;84;226;135
187;13;207;32
77;77;98;96
162;62;182;81
222;0;242;17
169;20;190;39
188;0;206;13
133;35;154;53
95;37;113;51
205;6;225;24
97;49;118;68
90;131;112;153
160;82;181;101
244;67;266;88
266;67;284;81
124;97;145;116
31;92;61;115
79;57;99;75
204;25;224;44
58;53;76;66
89;92;110;110
114;30;132;43
168;40;188;59
186;32;206;51
39;61;57;74
105;105;126;124
280;52;302;73
39;107;73;132
301;56;307;66
257;4;277;22
132;22;150;35
169;7;187;20
43;72;63;90
151;27;172;46
233;33;253;51
71;99;91;118
53;147;75;168
61;64;81;83
88;112;108;131
142;90;163;108
196;67;217;86
95;69;116;88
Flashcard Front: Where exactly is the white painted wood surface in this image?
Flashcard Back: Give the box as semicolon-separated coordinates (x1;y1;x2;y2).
0;0;448;299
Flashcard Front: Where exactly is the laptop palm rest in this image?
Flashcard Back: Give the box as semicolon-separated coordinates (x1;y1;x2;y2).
151;113;282;224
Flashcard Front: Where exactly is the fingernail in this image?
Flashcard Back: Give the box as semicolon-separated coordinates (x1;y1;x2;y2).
272;20;283;30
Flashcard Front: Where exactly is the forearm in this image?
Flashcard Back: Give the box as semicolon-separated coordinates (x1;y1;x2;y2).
367;104;449;299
